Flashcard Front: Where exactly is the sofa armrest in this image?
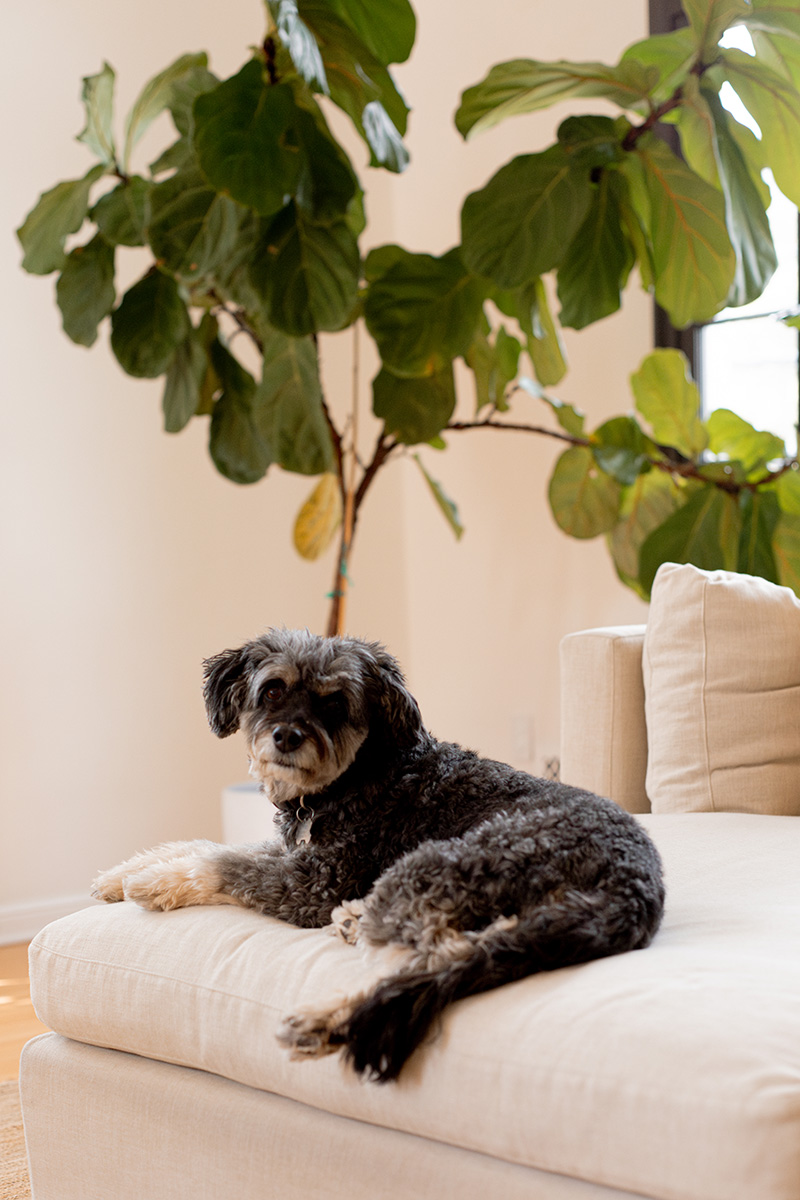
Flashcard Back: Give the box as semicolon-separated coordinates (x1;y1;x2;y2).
559;626;649;814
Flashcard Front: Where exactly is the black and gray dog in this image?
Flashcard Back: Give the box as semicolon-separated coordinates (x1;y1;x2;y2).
92;629;665;1082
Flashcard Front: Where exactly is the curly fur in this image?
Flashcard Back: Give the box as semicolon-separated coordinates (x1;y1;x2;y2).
92;628;665;1082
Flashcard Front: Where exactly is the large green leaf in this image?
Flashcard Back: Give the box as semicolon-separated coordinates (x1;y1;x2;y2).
162;314;218;433
55;234;116;347
676;74;771;212
273;0;328;92
208;340;272;484
148;163;247;281
513;278;567;386
18;163;106;275
702;88;776;306
461;147;593;289
630;348;708;458
149;136;195;178
193;66;300;216
638;486;741;594
556;114;624;169
706;407;786;476
465;324;521;413
628;136;735;327
742;0;800;42
614;149;655;289
123;52;210;171
110;268;191;378
364;247;486;376
372;365;456;445
252;326;333;474
456;58;657;139
772;470;800;594
548;445;622;539
620;28;698;105
250;202;360;337
773;513;800;595
608;470;682;590
719;48;800;206
592;416;651;485
291;105;358;220
296;1;409;171
556;170;635;329
91;176;151;247
682;0;751;57
77;62;117;165
166;64;219;137
737;489;781;581
322;0;415;64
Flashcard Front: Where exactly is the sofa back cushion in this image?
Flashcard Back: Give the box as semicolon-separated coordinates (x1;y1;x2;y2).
643;561;800;814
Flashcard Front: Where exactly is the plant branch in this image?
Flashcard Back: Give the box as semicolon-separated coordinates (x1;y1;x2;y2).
209;292;264;355
621;59;714;153
622;91;684;151
447;416;591;446
353;432;400;518
447;414;799;495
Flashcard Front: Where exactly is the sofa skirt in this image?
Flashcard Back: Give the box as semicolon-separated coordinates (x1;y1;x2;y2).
20;1033;653;1200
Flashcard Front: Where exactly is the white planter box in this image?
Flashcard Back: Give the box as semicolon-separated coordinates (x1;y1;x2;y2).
221;782;278;844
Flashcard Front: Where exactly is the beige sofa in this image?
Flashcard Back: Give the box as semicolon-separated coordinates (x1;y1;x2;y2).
20;564;800;1200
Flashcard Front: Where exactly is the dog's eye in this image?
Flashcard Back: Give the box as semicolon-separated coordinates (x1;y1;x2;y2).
319;691;346;720
262;679;286;703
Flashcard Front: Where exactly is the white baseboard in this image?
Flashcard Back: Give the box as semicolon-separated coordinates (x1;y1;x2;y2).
0;894;99;946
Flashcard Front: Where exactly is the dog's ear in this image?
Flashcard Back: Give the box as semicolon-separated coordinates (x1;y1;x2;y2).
202;646;251;737
365;646;423;750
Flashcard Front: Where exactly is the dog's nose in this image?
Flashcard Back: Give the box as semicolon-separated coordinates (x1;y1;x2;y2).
272;724;306;754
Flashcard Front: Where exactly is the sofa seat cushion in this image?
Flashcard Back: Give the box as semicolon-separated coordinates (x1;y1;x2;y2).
30;814;800;1200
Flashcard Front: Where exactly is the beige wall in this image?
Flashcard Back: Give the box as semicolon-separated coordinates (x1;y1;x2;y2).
1;0;648;930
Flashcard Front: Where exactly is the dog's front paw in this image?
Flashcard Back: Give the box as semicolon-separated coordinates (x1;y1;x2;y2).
91;847;166;903
330;898;366;944
91;864;128;903
121;856;230;911
91;841;220;906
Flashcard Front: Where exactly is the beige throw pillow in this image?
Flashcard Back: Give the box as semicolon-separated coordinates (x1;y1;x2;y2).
643;562;800;814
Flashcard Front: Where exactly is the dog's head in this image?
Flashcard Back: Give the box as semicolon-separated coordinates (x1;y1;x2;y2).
202;629;423;804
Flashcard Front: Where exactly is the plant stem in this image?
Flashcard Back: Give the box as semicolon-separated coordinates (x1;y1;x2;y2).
331;324;361;637
325;428;399;638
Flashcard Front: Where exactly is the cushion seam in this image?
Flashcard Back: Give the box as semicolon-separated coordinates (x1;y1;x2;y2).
30;941;287;1014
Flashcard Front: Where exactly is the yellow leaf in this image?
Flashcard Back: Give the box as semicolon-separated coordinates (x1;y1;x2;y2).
293;474;342;561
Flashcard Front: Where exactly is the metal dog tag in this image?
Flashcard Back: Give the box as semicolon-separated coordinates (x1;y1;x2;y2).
296;806;314;846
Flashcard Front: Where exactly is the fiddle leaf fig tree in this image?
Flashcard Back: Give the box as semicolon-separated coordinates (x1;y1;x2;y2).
17;0;800;635
456;0;800;597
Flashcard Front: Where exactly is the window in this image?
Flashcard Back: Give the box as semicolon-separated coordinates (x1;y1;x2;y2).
649;0;800;452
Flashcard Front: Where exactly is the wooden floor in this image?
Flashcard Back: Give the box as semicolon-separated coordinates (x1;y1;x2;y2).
0;944;49;1081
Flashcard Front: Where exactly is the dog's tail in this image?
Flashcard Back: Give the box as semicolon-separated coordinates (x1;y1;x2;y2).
341;887;661;1082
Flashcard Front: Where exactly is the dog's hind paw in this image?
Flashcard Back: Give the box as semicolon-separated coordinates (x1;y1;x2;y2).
330;899;366;944
277;1011;345;1060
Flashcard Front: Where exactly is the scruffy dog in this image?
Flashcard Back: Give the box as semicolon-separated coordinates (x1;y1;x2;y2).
92;629;665;1082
